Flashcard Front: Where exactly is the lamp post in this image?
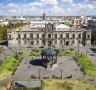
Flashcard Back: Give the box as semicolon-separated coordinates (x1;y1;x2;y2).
75;46;77;59
60;69;63;79
77;42;79;55
38;69;41;79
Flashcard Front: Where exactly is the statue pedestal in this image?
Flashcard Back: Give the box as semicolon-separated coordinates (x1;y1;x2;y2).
47;63;52;70
47;63;58;70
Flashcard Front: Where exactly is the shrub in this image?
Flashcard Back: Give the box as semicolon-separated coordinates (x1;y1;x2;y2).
69;48;74;52
18;52;23;55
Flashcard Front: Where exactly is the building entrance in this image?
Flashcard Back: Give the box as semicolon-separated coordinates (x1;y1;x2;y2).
48;41;51;46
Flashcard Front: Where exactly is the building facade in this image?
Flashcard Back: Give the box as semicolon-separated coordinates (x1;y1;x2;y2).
88;19;96;44
7;20;91;48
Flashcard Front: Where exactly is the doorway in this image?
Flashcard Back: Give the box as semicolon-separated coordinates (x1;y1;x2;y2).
48;41;51;46
66;41;69;46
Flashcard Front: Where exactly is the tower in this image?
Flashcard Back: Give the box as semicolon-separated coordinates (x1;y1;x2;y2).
42;11;46;20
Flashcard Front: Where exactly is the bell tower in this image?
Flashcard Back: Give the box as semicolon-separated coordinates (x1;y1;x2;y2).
42;10;46;20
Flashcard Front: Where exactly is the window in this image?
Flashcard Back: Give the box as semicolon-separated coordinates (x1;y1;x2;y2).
48;34;51;38
30;33;33;38
88;35;90;38
42;34;45;38
72;41;74;44
72;34;75;38
18;34;21;39
60;34;63;38
37;34;39;38
66;33;69;38
24;34;26;39
55;34;57;38
66;41;69;45
30;41;34;45
78;34;81;38
36;40;39;44
9;35;11;39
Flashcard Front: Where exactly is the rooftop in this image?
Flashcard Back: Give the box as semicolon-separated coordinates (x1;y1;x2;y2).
41;48;58;56
30;20;49;24
13;80;41;88
55;24;70;29
88;19;96;23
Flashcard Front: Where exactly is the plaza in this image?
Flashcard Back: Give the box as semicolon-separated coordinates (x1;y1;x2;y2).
0;46;96;90
13;56;83;80
0;46;96;81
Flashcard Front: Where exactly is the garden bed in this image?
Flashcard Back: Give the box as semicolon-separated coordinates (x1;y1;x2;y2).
1;79;96;90
0;54;21;80
42;80;96;90
77;55;96;79
58;51;75;56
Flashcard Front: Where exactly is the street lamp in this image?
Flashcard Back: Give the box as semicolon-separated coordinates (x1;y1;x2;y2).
75;46;77;59
38;69;41;79
60;69;63;79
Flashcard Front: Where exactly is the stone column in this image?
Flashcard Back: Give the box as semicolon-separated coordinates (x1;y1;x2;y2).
57;33;60;46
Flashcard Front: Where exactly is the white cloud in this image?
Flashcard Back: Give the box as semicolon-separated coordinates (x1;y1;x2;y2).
51;5;64;14
40;0;58;5
29;2;43;6
0;10;3;13
7;3;18;7
87;4;94;9
8;9;17;13
67;8;72;12
0;0;96;16
62;0;73;3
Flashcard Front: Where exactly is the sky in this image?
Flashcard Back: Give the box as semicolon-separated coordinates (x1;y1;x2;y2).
0;0;96;16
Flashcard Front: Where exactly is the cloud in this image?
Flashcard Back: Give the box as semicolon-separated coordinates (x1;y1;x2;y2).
62;0;73;3
29;2;43;6
87;4;94;9
0;10;3;13
0;0;96;16
51;5;64;14
40;0;58;5
7;3;18;7
67;8;72;12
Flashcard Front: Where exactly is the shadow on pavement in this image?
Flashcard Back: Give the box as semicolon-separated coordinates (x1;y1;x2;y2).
29;59;43;66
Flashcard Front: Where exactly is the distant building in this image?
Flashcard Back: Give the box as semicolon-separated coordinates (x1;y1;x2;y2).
72;16;91;28
0;21;9;26
88;19;96;44
7;15;91;48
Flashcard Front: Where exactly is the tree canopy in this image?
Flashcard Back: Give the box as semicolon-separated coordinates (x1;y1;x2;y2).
0;22;27;42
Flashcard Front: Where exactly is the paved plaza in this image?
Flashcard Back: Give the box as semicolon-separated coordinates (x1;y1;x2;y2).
13;55;84;80
1;46;96;81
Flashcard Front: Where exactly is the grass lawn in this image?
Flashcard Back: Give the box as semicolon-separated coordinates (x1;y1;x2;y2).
0;48;2;53
77;55;96;79
18;51;41;57
18;48;75;57
42;80;96;90
0;60;2;65
58;51;75;56
0;86;6;90
32;51;41;56
1;79;95;90
0;55;21;80
22;51;75;57
23;52;32;56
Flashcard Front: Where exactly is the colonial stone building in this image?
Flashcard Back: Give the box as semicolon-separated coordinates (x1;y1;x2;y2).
88;19;96;44
7;19;91;48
